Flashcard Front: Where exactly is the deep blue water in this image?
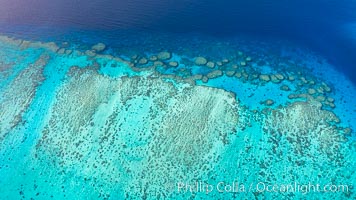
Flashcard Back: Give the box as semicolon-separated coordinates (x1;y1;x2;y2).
1;0;356;84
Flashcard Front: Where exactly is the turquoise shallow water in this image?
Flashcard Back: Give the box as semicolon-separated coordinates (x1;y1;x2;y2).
0;31;355;200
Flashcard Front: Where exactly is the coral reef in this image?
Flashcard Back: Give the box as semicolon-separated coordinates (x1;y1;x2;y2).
0;33;354;199
157;51;172;60
92;43;106;52
0;54;48;140
264;100;344;158
194;56;208;65
35;68;239;198
206;61;215;68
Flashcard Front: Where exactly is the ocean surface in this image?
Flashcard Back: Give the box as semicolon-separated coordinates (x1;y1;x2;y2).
0;0;355;199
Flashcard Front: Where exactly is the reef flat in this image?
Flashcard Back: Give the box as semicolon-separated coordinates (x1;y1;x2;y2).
0;34;355;199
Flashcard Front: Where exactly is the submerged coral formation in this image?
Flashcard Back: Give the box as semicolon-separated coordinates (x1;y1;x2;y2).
264;100;343;157
0;34;354;199
0;54;48;140
35;67;239;198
